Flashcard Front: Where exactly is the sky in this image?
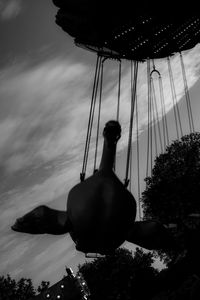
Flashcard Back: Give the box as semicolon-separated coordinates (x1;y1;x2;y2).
1;0;200;288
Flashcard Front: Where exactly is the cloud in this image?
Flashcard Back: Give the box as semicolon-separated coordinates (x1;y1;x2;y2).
0;58;92;173
1;46;200;176
0;0;22;21
0;118;20;151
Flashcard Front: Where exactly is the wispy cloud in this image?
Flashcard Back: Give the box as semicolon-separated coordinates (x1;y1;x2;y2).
0;0;22;21
1;47;200;175
0;58;92;173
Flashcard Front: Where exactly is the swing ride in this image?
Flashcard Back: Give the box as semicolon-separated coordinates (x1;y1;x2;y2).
53;0;200;61
12;0;199;256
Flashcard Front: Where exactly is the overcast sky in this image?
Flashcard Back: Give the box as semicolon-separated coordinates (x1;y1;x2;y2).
1;0;200;287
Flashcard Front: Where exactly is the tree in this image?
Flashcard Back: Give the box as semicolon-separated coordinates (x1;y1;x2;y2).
37;280;50;294
77;247;159;300
141;132;200;262
0;274;36;300
0;275;50;300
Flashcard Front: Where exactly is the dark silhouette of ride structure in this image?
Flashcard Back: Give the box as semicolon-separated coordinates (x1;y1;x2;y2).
11;0;200;256
12;121;174;254
52;0;200;61
10;2;200;298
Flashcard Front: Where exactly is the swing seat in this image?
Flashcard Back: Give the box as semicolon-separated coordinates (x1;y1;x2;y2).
67;169;136;255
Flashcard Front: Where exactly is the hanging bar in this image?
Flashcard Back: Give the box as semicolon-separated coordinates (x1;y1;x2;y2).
167;57;183;137
151;88;158;157
179;52;195;133
151;75;164;154
114;59;122;172
159;73;169;147
80;55;102;181
93;57;106;173
167;57;182;140
146;58;151;179
116;60;122;122
135;93;142;220
149;76;153;174
129;143;133;192
124;60;138;188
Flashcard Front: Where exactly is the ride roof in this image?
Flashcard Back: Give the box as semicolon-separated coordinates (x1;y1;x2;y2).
52;0;200;61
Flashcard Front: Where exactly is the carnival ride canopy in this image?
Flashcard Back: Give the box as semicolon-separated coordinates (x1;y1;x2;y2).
52;0;200;60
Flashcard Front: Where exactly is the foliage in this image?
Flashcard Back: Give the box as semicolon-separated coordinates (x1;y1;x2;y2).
141;132;200;261
152;274;199;300
0;274;50;300
0;274;36;300
78;246;200;299
36;280;50;294
77;247;159;300
1;246;199;300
